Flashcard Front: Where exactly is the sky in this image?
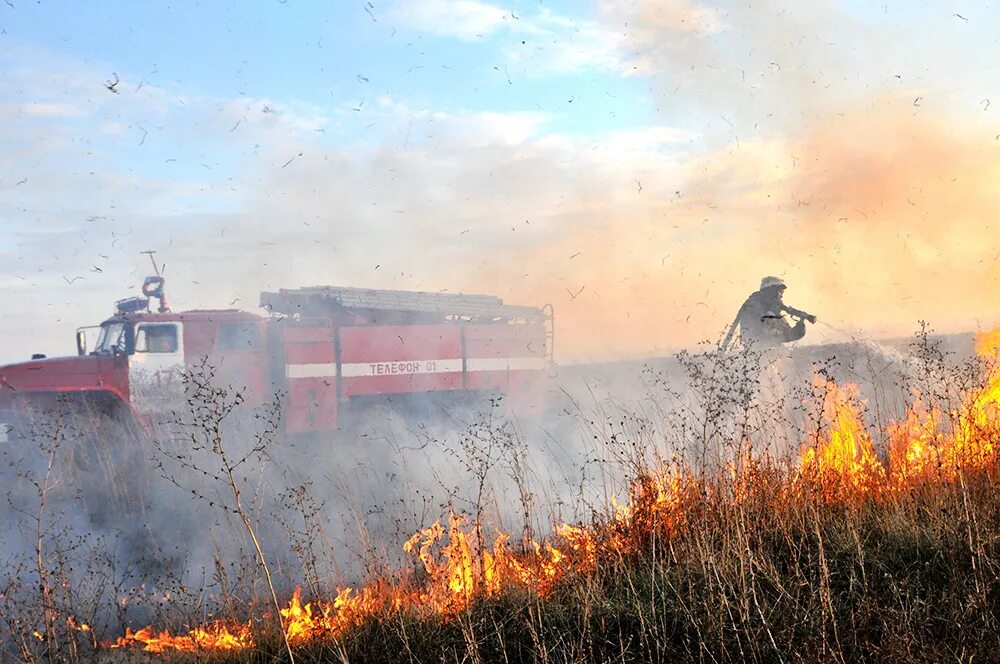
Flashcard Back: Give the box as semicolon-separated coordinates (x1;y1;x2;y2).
1;0;999;363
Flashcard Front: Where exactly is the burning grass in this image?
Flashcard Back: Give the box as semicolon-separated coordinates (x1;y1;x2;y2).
107;464;1000;662
7;330;1000;662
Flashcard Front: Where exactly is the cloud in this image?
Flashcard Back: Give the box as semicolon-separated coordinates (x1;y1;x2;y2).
6;102;86;118
501;7;632;76
595;0;897;137
601;0;726;34
386;0;510;40
387;1;633;76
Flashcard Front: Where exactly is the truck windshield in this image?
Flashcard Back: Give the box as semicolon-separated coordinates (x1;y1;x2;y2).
94;322;128;354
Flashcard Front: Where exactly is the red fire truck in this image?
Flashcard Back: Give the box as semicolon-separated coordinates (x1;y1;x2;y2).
0;273;553;440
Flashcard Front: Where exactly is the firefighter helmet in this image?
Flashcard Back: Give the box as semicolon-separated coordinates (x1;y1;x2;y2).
760;276;786;290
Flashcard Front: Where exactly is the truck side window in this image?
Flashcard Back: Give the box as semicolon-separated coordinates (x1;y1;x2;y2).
135;324;178;353
219;322;260;350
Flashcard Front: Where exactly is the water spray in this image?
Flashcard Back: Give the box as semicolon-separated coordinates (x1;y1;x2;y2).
817;320;852;336
816;320;911;368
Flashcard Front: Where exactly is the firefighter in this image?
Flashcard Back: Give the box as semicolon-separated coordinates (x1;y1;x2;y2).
718;277;817;456
720;276;816;351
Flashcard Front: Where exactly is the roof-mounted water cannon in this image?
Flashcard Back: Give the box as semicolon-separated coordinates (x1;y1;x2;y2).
140;251;170;313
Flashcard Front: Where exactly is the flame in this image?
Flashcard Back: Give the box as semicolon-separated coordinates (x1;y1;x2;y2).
799;377;885;501
975;328;1000;358
110;621;254;653
887;345;1000;483
888;397;946;480
109;328;1000;656
279;585;393;643
109;500;636;654
66;616;91;632
800;355;1000;501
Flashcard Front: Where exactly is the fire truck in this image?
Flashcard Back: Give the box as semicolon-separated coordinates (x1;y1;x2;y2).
0;272;553;442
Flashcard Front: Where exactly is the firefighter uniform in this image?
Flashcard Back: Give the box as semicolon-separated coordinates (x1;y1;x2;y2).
732;286;807;349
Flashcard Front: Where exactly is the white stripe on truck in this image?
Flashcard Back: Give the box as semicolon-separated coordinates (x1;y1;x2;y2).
288;357;547;380
509;356;547;371
286;363;339;378
467;357;547;372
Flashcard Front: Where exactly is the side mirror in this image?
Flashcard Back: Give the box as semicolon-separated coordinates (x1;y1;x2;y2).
76;330;87;356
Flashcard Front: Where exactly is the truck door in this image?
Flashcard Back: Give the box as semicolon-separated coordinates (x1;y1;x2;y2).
464;325;511;392
338;325;463;397
282;325;338;433
465;323;548;394
214;320;267;406
129;321;185;413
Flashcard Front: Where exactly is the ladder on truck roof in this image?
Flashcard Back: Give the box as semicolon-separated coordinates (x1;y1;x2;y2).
260;286;551;322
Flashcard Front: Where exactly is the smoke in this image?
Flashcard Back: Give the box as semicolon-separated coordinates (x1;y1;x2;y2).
0;380;581;642
576;0;1000;344
151;2;1000;359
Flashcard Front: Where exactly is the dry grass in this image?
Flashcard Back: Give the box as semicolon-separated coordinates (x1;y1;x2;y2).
4;331;1000;663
